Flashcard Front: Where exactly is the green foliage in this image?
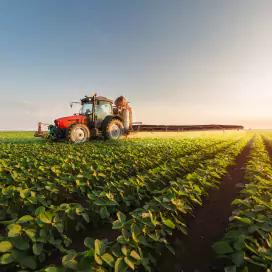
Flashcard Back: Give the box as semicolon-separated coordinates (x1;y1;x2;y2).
0;131;253;270
0;241;13;253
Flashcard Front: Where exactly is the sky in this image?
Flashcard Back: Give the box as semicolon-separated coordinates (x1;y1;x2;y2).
1;0;272;130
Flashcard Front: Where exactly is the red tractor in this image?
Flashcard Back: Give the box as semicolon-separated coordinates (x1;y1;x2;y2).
35;94;132;143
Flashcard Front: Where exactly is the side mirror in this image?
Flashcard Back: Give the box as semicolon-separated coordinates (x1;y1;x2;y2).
70;101;80;108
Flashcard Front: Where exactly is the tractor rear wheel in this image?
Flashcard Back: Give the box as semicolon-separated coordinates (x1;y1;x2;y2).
67;124;90;143
103;119;124;140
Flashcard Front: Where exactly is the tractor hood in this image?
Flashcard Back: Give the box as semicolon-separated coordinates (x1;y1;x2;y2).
54;115;88;129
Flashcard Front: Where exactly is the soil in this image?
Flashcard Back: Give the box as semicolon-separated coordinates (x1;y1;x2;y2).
157;138;253;272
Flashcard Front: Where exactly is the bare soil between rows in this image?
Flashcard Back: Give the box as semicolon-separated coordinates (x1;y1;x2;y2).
157;138;253;272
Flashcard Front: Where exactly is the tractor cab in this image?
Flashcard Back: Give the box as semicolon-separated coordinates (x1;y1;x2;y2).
80;96;114;127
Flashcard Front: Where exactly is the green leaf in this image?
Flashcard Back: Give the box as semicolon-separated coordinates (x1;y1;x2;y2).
7;224;22;237
117;212;126;223
0;218;17;225
117;235;128;244
19;189;30;199
17;215;34;223
12;236;29;250
138;235;151;247
231;251;244;266
94;239;105;256
232;198;246;206
44;266;65;272
121;245;128;256
100;207;110;219
38;252;46;263
0;253;14;264
0;241;13;253
213;241;234;255
130;250;141;261
162;218;175;229
81;213;89;223
18;255;37;270
95;254;103;265
24;227;36;240
112;220;123;230
233;216;252;225
35;206;45;216
39;212;53;224
233;235;245;250
62;253;78;270
40;228;47;237
55;222;64;233
114;257;127;272
111;244;122;258
101;253;115;267
33;243;43;255
75;206;84;215
84;237;94;249
124;256;135;270
132;231;139;243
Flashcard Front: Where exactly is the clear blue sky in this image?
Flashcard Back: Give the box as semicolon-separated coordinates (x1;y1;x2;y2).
1;0;272;129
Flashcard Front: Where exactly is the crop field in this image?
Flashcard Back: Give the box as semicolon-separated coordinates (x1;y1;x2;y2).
0;131;271;272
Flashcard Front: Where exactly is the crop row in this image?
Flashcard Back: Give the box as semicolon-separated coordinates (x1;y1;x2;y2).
213;135;272;271
42;135;251;271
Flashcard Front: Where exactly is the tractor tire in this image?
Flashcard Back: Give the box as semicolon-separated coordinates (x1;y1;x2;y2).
67;124;90;143
103;118;124;140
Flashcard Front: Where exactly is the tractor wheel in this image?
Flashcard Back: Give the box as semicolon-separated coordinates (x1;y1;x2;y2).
103;119;124;140
67;124;90;143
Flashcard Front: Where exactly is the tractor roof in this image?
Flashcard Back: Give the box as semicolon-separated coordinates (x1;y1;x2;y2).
96;96;113;103
81;96;113;104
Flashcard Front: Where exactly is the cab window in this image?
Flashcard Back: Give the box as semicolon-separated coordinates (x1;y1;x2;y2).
95;101;112;120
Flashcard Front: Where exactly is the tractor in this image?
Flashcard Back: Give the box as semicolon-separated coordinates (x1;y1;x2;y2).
35;94;132;143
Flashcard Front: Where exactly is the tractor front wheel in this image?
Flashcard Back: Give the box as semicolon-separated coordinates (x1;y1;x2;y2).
67;124;90;143
103;119;124;140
